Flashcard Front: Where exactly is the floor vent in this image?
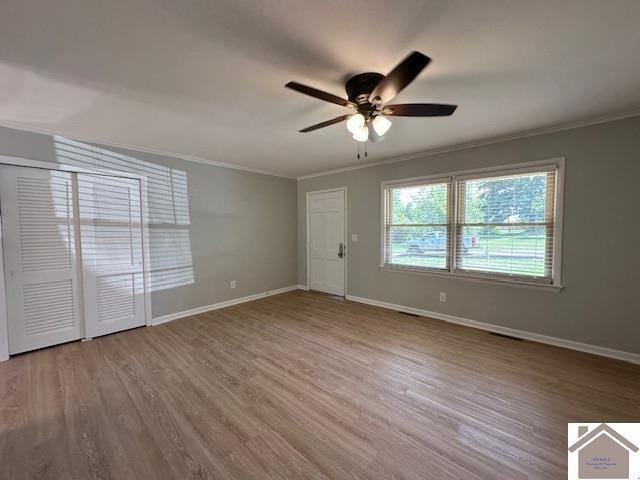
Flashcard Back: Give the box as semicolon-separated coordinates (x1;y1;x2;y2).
490;332;523;341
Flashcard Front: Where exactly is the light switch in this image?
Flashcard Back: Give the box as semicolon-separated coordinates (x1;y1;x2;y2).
351;234;358;242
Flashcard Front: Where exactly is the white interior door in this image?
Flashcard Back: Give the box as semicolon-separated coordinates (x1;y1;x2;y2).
0;165;83;354
308;189;345;296
78;173;145;338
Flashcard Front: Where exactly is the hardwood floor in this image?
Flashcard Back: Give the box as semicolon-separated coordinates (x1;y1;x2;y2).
1;290;639;479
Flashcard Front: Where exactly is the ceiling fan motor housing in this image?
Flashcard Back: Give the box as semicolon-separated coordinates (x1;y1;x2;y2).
345;72;384;110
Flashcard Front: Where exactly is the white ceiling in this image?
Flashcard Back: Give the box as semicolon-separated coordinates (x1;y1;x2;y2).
1;0;639;178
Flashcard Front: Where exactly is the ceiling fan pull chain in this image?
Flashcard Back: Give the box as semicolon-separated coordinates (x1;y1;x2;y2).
357;143;360;160
365;142;368;158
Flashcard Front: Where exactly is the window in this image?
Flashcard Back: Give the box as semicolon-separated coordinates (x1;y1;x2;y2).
382;160;563;286
384;179;451;270
455;168;556;281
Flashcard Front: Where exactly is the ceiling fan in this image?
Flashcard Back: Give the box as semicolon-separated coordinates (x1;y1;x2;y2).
285;51;457;142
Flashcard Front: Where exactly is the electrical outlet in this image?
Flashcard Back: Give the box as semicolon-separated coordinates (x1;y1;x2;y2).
351;234;358;242
439;292;446;302
230;280;236;289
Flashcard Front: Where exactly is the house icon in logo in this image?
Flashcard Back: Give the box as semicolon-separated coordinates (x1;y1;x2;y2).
569;424;639;479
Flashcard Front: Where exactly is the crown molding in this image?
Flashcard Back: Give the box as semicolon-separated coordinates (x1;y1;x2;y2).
2;108;639;181
0;121;295;179
296;109;640;180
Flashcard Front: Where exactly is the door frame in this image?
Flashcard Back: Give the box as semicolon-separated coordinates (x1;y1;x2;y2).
0;155;152;361
306;187;347;297
0;210;7;362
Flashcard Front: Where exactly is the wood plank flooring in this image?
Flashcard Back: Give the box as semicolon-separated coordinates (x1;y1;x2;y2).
1;290;639;479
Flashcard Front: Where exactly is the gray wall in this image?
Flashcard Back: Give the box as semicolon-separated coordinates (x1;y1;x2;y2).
2;117;639;354
0;126;297;318
298;116;640;354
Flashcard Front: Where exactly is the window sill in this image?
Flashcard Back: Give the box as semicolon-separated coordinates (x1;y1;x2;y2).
378;265;563;291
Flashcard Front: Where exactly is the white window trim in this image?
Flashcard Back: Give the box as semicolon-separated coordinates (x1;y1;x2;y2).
380;157;565;290
383;176;452;272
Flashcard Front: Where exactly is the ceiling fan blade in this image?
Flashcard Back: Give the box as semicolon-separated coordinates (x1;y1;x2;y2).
382;103;457;117
369;51;431;105
298;115;351;132
285;82;355;108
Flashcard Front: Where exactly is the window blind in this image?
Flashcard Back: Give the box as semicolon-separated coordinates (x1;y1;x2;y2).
384;180;451;270
455;167;557;282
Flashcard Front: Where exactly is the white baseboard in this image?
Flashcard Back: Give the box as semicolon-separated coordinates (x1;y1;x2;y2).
346;295;640;365
297;284;310;291
151;285;299;326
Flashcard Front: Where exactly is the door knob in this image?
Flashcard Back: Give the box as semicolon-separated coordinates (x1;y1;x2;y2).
338;242;344;258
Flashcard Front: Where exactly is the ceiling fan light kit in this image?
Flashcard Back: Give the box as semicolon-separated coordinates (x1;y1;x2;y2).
352;125;369;142
285;51;457;145
372;115;392;136
344;113;391;142
346;113;366;134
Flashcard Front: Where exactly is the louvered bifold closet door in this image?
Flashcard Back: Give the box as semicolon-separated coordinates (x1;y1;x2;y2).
0;166;83;354
78;173;145;338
